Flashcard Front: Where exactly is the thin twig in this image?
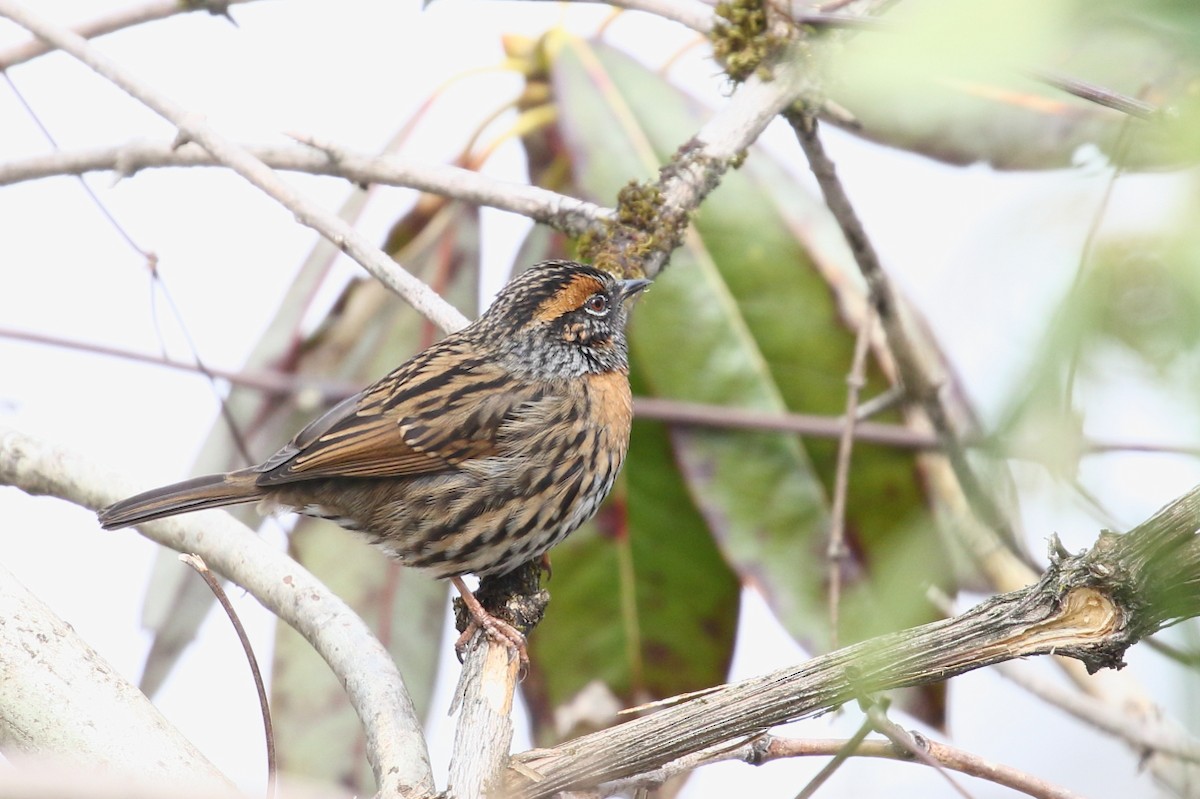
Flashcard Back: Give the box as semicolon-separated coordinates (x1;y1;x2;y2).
1144;636;1200;669
773;735;1082;799
603;730;1083;799
826;308;874;648
9;325;1200;462
0;1;467;334
794;11;888;30
864;701;973;799
1060;110;1136;421
0;326;355;401
1032;70;1159;120
179;554;276;799
993;661;1200;765
0;0;254;70
788;110;1025;562
637;396;934;447
2;71;255;464
793;716;873;799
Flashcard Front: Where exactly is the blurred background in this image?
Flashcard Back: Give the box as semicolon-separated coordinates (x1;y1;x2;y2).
2;0;1199;796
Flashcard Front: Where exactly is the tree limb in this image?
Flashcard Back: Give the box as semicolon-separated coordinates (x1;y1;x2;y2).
502;482;1200;797
0;561;232;790
0;140;613;237
0;425;436;799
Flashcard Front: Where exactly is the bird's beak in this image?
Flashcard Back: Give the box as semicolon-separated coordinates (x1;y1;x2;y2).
619;277;652;302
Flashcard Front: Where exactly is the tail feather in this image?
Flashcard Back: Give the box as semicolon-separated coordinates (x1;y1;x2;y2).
98;471;265;529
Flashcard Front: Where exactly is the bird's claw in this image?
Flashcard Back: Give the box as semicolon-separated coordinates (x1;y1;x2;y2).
454;614;530;677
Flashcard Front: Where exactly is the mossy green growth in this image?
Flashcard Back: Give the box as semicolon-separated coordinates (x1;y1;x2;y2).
578;180;685;278
711;0;780;82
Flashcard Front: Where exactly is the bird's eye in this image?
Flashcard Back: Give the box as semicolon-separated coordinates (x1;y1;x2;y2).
583;293;610;316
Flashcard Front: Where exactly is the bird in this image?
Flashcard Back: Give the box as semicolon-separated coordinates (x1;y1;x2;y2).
99;260;651;664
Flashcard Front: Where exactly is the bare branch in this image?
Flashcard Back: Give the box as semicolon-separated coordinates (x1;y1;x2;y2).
606;732;1083;799
0;560;232;789
12;325;1200;462
1032;70;1159;120
0;1;467;334
793;719;872;799
787;112;1034;567
826;308;874;647
445;635;522;798
0;425;436;799
994;661;1200;767
0;140;612;236
0;0;256;70
774;735;1082;799
642;51;809;276
503;483;1200;796
863;702;972;799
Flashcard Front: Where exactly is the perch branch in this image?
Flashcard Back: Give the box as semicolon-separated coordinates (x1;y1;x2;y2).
502;482;1200;796
445;634;522;798
0;425;436;799
445;561;547;798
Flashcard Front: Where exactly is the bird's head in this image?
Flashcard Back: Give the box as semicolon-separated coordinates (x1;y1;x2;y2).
479;260;651;378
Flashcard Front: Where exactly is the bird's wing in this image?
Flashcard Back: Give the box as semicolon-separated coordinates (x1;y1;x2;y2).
254;343;541;485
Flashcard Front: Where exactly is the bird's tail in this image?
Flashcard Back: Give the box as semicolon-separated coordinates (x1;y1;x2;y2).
98;470;265;529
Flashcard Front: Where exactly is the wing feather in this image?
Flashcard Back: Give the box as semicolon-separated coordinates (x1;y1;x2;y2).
253;342;530;485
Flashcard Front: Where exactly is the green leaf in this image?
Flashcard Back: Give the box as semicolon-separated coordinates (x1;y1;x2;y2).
830;0;1200;170
506;210;741;742
551;37;952;666
523;407;739;744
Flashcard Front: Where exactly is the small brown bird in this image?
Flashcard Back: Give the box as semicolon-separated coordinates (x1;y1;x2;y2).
99;260;650;661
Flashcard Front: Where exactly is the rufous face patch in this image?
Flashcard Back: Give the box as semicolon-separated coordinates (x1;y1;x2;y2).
533;273;608;323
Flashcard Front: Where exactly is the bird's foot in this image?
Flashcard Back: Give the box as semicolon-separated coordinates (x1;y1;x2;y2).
451;576;530;672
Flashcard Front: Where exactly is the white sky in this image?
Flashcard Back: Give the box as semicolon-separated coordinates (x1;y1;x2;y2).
1;1;1197;797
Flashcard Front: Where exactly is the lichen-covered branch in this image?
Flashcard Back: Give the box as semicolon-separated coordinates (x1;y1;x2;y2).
503;483;1200;797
